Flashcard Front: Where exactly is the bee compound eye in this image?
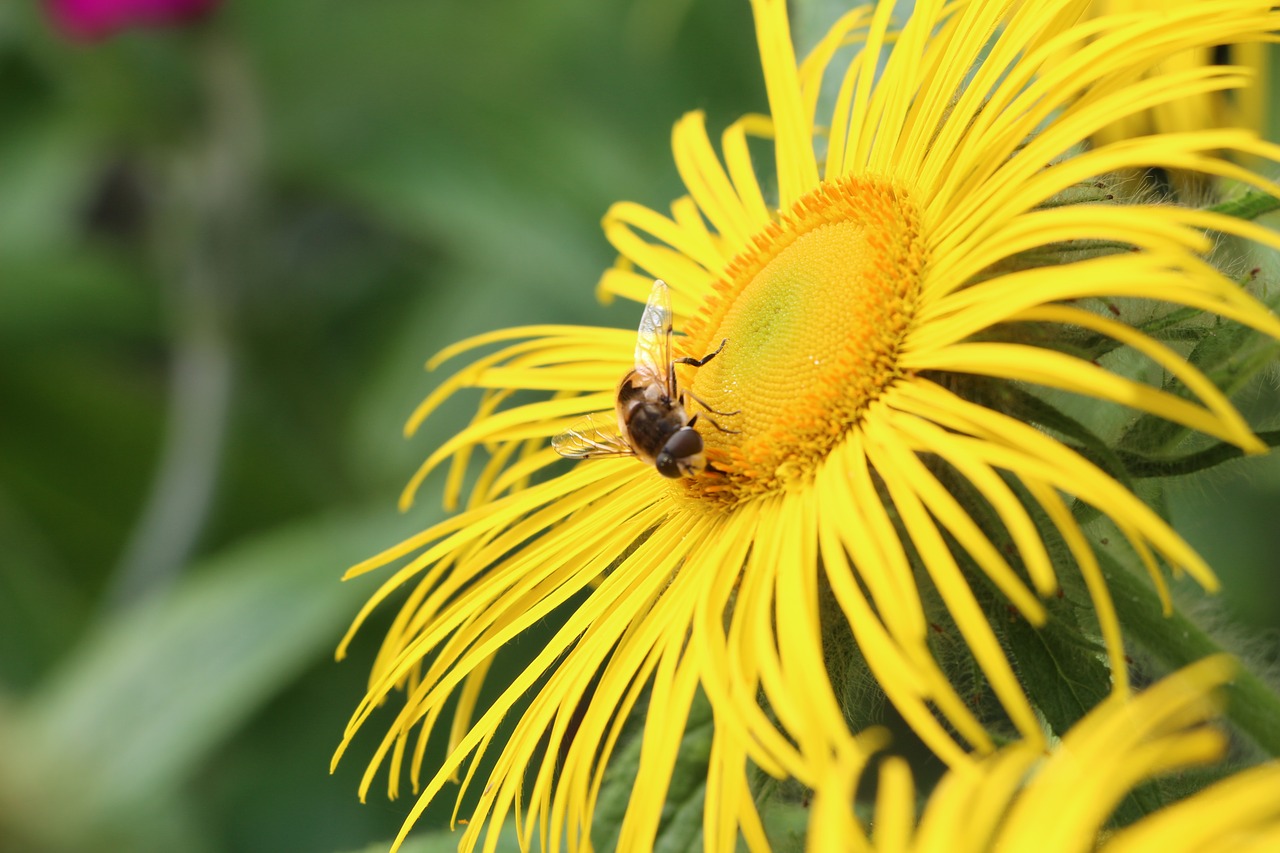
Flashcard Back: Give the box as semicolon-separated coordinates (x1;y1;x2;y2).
665;426;704;457
654;427;704;478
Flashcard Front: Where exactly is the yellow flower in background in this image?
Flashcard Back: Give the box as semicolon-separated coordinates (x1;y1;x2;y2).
333;0;1280;849
1079;0;1273;198
810;656;1280;853
1085;0;1270;151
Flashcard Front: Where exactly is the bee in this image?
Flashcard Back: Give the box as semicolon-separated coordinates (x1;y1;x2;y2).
552;279;733;478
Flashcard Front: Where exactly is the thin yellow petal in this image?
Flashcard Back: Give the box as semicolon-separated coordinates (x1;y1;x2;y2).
748;0;819;204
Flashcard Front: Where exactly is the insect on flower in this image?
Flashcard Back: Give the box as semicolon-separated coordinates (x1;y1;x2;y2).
553;279;734;478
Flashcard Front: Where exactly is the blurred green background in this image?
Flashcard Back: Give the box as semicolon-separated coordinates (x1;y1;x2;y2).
1;1;1278;851
0;1;762;850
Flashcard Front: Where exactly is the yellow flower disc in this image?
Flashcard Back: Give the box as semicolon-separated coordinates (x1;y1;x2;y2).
685;176;925;500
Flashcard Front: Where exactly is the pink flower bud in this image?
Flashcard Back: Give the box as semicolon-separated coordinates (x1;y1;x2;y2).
48;0;222;40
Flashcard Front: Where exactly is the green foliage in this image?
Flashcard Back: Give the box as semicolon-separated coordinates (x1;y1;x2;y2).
0;0;761;849
592;692;714;853
1004;592;1112;742
0;510;416;851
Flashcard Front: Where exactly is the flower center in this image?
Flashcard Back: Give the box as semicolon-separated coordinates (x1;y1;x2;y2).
681;176;924;501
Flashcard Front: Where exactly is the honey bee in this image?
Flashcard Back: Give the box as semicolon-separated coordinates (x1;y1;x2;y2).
552;279;733;478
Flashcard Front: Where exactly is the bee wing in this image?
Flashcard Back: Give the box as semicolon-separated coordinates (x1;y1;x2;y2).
634;279;675;398
552;411;635;460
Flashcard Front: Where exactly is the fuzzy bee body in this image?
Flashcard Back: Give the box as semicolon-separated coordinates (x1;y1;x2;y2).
613;368;706;478
552;280;725;479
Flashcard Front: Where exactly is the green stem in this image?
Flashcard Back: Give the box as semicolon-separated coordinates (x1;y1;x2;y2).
1103;555;1280;757
1206;189;1280;221
103;33;255;611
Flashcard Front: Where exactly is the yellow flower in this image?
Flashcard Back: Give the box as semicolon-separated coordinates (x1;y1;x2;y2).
1079;0;1273;198
1084;0;1270;150
333;0;1280;849
811;656;1280;853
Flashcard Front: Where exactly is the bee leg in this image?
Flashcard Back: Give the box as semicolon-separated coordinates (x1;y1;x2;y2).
675;338;728;368
686;390;740;418
700;415;739;435
685;406;739;434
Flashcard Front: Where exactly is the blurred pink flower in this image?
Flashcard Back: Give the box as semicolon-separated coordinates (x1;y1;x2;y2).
48;0;221;40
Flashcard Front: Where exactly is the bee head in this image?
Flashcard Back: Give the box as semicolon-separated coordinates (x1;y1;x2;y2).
655;426;705;478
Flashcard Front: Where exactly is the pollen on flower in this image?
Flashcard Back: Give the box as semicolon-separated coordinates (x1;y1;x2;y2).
682;176;925;501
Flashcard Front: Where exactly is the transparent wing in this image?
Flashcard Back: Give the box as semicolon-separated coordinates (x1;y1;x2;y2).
552;411;635;460
634;279;674;398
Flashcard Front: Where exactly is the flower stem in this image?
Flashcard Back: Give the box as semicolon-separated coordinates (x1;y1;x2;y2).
1103;553;1280;757
104;33;258;610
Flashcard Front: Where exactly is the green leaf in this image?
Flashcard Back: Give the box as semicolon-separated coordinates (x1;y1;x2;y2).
1099;545;1280;758
1000;384;1133;492
760;799;809;853
1108;775;1171;829
0;507;422;851
1116;318;1279;457
1004;593;1111;740
1206;189;1280;222
592;690;714;853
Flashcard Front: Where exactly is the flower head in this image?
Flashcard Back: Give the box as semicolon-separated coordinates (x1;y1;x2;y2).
47;0;220;40
335;0;1280;849
813;656;1280;853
